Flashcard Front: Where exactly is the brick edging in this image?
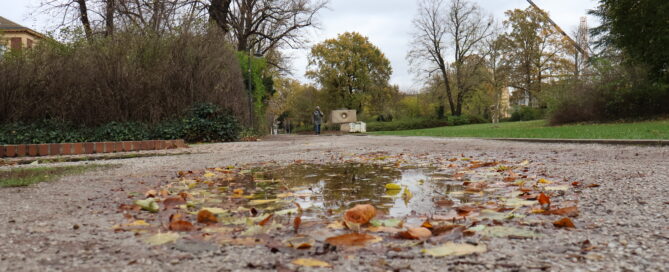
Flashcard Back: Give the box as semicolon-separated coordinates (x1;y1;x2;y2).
0;140;188;158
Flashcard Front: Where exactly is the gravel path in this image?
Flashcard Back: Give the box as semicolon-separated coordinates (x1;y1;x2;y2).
1;135;668;272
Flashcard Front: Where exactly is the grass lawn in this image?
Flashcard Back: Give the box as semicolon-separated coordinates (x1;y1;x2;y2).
0;164;115;188
370;120;669;140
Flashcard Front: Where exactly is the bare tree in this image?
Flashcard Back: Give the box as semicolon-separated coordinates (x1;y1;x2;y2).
408;0;453;118
408;0;493;117
447;0;493;116
226;0;328;54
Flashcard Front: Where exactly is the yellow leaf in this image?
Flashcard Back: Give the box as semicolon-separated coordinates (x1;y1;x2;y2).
127;220;150;227
538;178;552;184
385;183;402;190
249;199;278;205
200;207;228;214
423;242;487;257
204;172;216;178
143;232;180;246
291;258;332;268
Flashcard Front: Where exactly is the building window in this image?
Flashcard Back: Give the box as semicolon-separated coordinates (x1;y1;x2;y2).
0;44;6;56
10;37;21;50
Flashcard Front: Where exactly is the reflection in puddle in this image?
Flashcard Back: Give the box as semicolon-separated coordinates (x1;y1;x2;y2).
252;163;482;218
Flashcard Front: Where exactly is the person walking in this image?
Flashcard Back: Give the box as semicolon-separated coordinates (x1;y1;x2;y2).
312;106;325;135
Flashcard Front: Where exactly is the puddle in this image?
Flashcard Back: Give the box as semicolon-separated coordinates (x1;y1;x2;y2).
249;163;483;218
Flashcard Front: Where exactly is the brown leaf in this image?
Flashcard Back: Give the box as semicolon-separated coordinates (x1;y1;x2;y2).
163;197;186;210
145;190;158;198
197;210;218;225
543;206;579;217
178;192;190;200
571;181;582;187
465;182;487;192
343;204;376;225
118;204;140;211
538;193;551;208
431;224;465;236
325;233;381;246
435;198;454;207
586;184;600;188
553;217;576;229
455;206;476;216
397;227;432;240
469;161;498;169
293;216;302;234
259;214;274;226
169;220;195;232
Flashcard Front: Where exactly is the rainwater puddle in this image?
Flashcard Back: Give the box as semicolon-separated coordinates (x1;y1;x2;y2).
251;163;484;218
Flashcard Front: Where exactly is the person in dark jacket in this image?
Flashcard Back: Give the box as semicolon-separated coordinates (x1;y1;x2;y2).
312;106;324;135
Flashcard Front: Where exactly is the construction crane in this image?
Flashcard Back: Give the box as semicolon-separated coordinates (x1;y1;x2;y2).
526;0;590;60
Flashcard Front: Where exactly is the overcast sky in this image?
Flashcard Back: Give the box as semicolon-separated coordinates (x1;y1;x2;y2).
1;0;600;91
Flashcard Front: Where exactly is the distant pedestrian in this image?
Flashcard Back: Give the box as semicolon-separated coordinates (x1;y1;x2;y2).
312;106;324;135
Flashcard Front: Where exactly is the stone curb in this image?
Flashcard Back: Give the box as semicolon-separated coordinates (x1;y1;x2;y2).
487;138;669;146
1;140;188;158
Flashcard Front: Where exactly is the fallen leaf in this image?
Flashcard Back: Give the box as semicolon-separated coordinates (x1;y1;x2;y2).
554;217;576;229
538;178;552;184
144;232;180;246
366;226;402;233
538;192;551;208
385;183;402;190
163;197;186;210
397;227;432;240
431;224;465;236
285;236;315;249
480;226;541;238
134;198;159;213
586;184;601;188
370;219;403;228
203;171;216;178
249;199;278;205
325;233;382;246
200;207;228;214
545;185;569;191
144;190;158;198
294;216;302;234
543;206;579;217
197;209;218;224
421;220;433;229
572;181;582;187
455;206;476;216
402;188;413;203
259;214;274;226
465;182;487;192
423;242;487;257
291;258;331;268
343;204;376;226
169;220;195;232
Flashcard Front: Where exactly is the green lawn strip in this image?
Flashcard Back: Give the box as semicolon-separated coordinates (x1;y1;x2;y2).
370;120;669;140
0;164;117;188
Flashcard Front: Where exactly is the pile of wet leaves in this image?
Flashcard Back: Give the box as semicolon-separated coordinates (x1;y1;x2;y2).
115;153;599;268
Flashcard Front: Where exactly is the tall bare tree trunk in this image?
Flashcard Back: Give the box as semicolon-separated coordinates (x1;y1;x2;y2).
76;0;93;40
209;0;232;33
105;0;115;37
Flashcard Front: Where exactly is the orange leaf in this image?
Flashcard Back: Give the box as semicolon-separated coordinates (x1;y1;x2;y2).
397;227;432;240
145;190;158;198
553;217;576;229
169;220;195;232
571;182;582;187
197;210;218;224
293;216;302;234
258;214;274;226
325;233;380;246
544;206;579;217
343;204;376;225
538;193;551;208
421;220;433;229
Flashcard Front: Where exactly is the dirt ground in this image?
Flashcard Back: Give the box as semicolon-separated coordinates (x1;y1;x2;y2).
1;135;668;272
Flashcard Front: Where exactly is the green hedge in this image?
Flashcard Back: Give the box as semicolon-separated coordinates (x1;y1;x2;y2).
366;116;486;132
0;103;240;145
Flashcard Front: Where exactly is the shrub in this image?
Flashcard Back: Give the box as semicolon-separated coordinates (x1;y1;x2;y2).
366;118;450;132
0;120;88;144
0;29;248;126
510;106;545;122
91;122;150;142
178;103;241;143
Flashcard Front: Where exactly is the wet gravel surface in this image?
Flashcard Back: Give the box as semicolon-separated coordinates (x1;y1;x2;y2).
1;135;668;272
